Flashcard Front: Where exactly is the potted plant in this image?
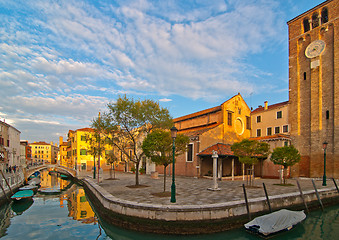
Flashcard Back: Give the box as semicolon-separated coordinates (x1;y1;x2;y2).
139;168;145;175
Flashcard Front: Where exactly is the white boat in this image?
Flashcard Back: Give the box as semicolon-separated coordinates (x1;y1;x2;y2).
244;209;306;236
27;178;41;186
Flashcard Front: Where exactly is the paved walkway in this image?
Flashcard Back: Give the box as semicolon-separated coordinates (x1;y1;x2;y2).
79;171;338;206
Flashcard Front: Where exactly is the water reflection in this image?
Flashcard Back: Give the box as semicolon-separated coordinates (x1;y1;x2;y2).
0;169;338;239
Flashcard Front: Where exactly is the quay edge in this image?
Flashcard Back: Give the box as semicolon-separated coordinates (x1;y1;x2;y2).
79;177;339;235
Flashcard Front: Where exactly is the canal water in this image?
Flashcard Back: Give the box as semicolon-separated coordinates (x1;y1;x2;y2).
0;170;338;239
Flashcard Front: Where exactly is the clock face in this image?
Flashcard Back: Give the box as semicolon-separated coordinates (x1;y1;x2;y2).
305;40;326;58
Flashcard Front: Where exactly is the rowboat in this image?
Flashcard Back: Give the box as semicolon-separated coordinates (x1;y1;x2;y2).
11;190;34;201
244;209;306;237
19;185;39;193
38;187;61;195
28;178;41;186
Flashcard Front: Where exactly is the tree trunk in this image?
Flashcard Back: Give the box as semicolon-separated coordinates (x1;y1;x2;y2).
135;162;139;186
110;163;113;179
163;166;167;192
251;164;255;186
283;166;287;185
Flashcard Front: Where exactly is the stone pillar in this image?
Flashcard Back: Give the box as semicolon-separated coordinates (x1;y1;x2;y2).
208;151;220;191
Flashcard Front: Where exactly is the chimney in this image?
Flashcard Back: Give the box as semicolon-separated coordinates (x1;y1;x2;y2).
264;101;268;110
50;141;53;146
59;136;63;145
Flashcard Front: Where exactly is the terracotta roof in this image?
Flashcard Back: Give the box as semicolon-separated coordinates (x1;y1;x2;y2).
76;127;94;132
250;134;291;141
29;141;50;145
251;101;289;114
198;143;234;157
174;106;221;123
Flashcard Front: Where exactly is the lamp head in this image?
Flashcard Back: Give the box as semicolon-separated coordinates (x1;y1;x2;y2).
171;126;178;139
323;141;328;150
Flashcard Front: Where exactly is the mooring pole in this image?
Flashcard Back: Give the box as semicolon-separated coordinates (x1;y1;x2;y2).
332;178;339;193
0;170;13;195
312;179;324;211
262;183;272;212
296;179;309;213
242;184;251;220
0;180;9;201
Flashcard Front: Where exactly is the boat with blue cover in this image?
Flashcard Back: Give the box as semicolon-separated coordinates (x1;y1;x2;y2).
11;190;34;201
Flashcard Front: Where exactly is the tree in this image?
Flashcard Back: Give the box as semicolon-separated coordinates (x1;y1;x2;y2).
85;131;105;180
231;139;270;185
104;95;173;186
270;145;301;184
142;129;190;192
105;149;119;179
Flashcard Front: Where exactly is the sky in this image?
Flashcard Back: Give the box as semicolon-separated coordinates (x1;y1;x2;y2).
0;0;325;144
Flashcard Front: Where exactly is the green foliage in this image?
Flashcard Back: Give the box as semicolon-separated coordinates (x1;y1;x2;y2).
231;139;270;165
142;129;190;167
271;145;301;168
101;95;173;185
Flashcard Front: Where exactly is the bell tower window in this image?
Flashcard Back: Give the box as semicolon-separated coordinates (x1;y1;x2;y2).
321;8;328;24
312;13;319;28
303;18;310;32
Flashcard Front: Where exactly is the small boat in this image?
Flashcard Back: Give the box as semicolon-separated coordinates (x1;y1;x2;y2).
19;185;39;193
38;187;61;195
11;190;34;201
28;178;41;186
244;209;306;237
60;174;69;179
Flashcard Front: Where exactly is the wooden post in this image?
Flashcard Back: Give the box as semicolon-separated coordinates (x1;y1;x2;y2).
296;179;309;213
262;183;272;212
312;179;324;211
0;170;13;195
242;184;251;220
332;178;339;193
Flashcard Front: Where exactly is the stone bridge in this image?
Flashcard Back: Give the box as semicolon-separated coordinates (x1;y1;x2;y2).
24;164;77;179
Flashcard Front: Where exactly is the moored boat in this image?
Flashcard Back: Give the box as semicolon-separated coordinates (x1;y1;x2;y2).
28;177;41;186
19;185;39;193
11;190;34;201
244;209;306;237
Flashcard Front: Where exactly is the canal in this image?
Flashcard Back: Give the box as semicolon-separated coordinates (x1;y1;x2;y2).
0;170;338;239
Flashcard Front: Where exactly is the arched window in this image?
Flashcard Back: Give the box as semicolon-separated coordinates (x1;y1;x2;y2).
321;8;328;24
303;18;310;32
312;13;319;28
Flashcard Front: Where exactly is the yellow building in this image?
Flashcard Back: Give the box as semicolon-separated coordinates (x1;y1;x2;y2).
58;136;69;168
66;128;121;173
29;141;59;165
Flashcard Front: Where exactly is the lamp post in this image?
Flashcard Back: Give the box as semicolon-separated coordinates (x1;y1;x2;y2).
322;141;328;186
170;126;178;203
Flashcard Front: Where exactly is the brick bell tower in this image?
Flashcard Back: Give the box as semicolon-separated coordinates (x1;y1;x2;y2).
288;0;339;178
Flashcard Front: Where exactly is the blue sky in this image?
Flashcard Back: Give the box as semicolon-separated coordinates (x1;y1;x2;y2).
0;0;325;143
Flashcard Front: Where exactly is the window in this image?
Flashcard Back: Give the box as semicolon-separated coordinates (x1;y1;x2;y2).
275;126;280;134
257;129;261;137
326;110;329;120
80;149;87;155
256;115;261;123
312;13;319;28
321;8;328;24
227;112;232;126
7;140;9;147
277;111;282;119
187;144;193;162
283;125;289;133
246;116;251;130
304;72;306;80
303;18;310;32
81;135;86;141
81;163;86;170
267;127;272;136
284;141;289;147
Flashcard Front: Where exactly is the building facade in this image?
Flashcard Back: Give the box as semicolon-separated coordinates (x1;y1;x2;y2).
156;93;251;177
29;141;59;165
20;140;32;167
250;101;291;178
288;0;339;178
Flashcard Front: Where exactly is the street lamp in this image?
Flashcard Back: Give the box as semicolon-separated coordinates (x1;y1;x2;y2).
170;126;178;203
322;141;328;186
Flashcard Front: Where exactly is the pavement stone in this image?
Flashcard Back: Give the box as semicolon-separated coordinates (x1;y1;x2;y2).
79;171;338;206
